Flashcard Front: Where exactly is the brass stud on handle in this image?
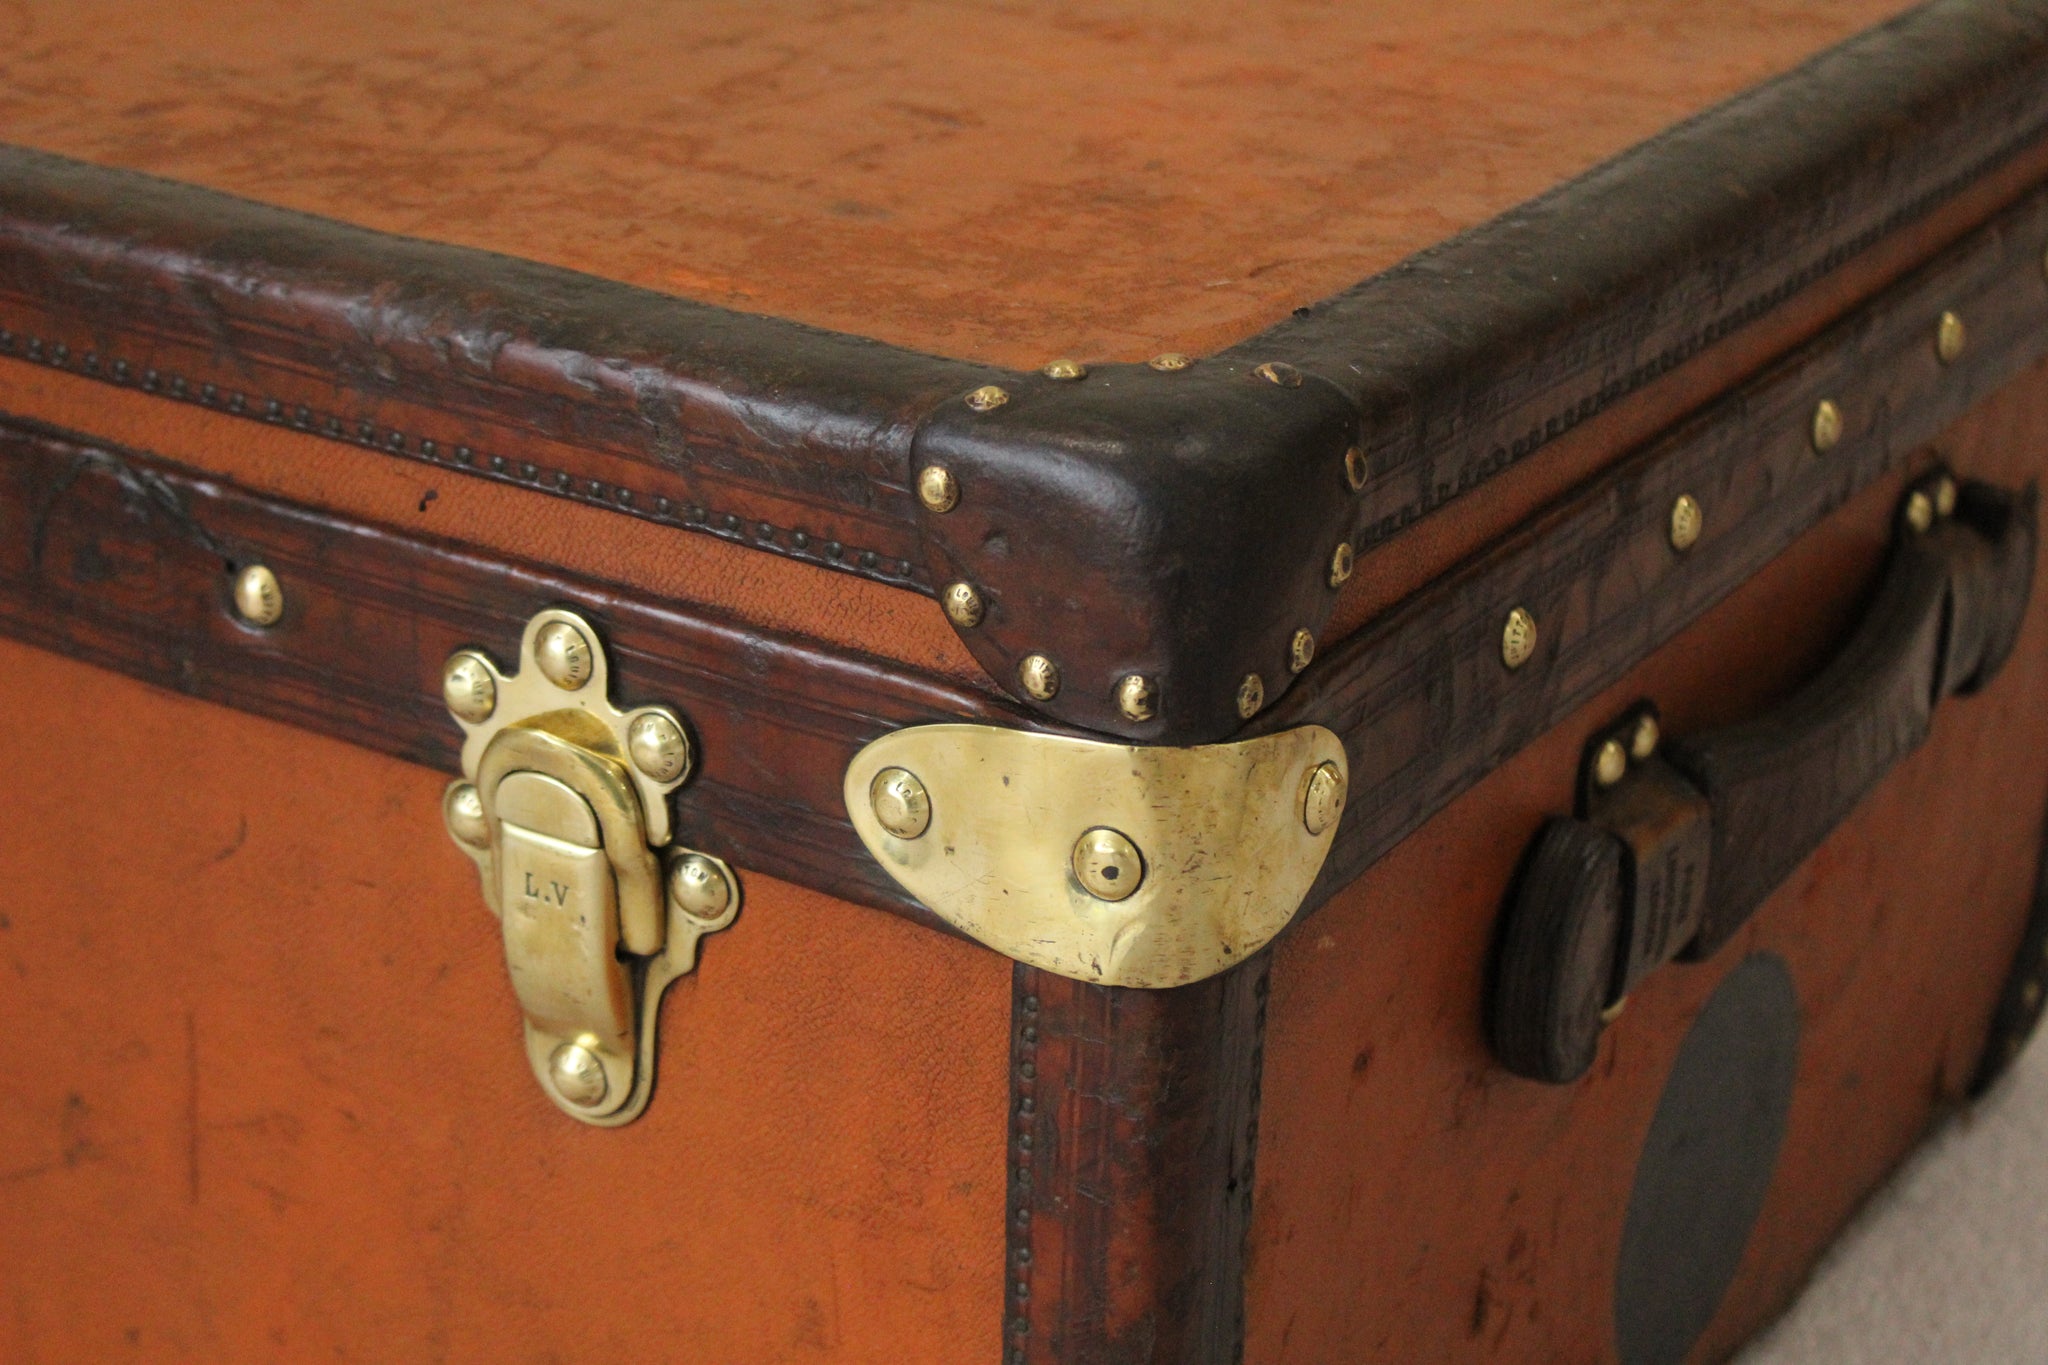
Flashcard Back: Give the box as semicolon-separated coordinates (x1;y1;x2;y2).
627;711;691;783
942;581;985;629
1811;399;1843;453
1631;714;1661;761
1301;761;1346;837
1018;654;1061;701
1935;476;1959;519
1237;673;1266;719
1115;674;1158;723
1501;607;1539;671
534;621;595;690
1071;827;1144;902
1669;494;1704;552
1344;445;1368;491
1289;629;1316;674
1253;361;1304;388
232;563;283;626
548;1041;608;1109
916;464;960;513
1042;358;1088;381
965;384;1010;413
1328;541;1356;589
444;782;490;848
1906;489;1936;534
668;853;734;921
1148;353;1193;372
1936;310;1967;365
1594;738;1629;788
869;767;932;840
442;651;498;723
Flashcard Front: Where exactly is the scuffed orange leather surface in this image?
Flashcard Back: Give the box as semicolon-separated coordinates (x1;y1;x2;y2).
0;0;1914;368
0;647;1011;1364
1246;360;2048;1363
0;356;988;687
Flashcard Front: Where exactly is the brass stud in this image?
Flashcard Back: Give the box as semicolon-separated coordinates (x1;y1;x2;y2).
965;384;1010;413
1328;541;1356;588
231;563;283;626
1811;399;1843;453
534;621;594;690
1115;674;1158;723
916;464;960;513
1344;445;1368;491
1071;827;1144;902
942;581;985;629
1042;358;1088;381
444;782;490;848
1237;672;1265;719
627;711;691;784
1501;607;1539;671
442;651;498;724
1669;494;1704;552
1253;360;1304;388
1289;629;1316;674
1936;310;1966;365
2025;980;2044;1012
548;1041;608;1108
2042;242;2048;283
668;853;734;921
1301;761;1346;837
1906;489;1936;534
1148;352;1193;372
1935;476;1959;519
1018;654;1061;701
869;767;932;840
1594;738;1629;788
1631;714;1661;761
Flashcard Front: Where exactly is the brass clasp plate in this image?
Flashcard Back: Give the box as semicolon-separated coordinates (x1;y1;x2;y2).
845;724;1348;987
441;608;738;1125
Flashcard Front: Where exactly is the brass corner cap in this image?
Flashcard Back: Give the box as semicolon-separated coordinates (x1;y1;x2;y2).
844;723;1348;988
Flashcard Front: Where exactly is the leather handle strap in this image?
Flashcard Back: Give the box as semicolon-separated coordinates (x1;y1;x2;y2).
1491;474;2036;1083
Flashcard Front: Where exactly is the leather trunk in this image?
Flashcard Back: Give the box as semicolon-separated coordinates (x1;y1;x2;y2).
4;3;2048;1362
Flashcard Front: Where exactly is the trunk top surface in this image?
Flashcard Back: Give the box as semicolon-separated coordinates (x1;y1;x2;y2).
0;0;1912;369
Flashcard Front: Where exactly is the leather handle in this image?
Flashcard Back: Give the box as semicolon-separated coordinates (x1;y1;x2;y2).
1491;474;2036;1082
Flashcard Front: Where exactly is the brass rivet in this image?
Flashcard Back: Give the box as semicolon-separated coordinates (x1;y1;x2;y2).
1253;361;1303;388
1594;738;1629;788
1042;358;1088;381
1669;494;1703;552
548;1041;608;1108
1116;674;1157;723
1148;352;1193;372
1502;607;1539;670
965;384;1010;413
1301;761;1346;837
443;782;489;848
1344;445;1367;491
627;711;691;784
1328;541;1355;589
1071;827;1144;902
1600;996;1629;1024
916;464;960;513
1237;672;1265;719
232;563;283;626
534;621;594;690
442;651;498;724
668;853;733;921
1811;399;1843;453
869;767;932;840
2042;242;2048;283
1631;714;1661;761
942;581;985;629
2025;980;2044;1012
1289;629;1316;674
1936;310;1967;365
1906;489;1936;534
1935;476;1959;519
1018;654;1061;701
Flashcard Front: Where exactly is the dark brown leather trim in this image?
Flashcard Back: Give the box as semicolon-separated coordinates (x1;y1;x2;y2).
1006;961;1266;1365
4;1;2046;743
1266;174;2048;926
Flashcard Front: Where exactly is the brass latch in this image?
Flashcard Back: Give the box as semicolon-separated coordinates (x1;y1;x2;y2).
440;608;739;1125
